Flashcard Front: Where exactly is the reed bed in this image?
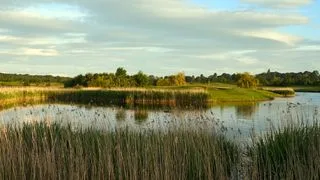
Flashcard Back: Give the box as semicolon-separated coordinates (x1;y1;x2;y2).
261;87;295;97
0;87;210;109
46;89;210;108
0;122;239;180
248;123;320;179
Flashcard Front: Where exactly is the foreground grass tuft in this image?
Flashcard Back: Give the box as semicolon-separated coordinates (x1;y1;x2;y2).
249;124;320;179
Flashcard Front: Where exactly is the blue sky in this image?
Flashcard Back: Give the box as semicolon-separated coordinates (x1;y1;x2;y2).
0;0;319;77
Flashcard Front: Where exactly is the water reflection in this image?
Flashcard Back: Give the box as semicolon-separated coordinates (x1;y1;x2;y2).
0;93;319;142
134;109;148;124
235;103;258;119
115;108;126;121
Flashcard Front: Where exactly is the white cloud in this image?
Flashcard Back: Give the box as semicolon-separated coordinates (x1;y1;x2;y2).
236;56;259;65
0;48;59;56
238;30;302;45
241;0;313;8
294;45;320;51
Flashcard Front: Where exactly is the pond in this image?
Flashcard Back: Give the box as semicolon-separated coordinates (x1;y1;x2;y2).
0;92;319;142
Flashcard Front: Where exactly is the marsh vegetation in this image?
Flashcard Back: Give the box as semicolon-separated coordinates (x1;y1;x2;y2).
0;122;239;179
0;74;319;179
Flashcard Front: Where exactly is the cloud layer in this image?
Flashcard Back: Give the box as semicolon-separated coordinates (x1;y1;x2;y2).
0;0;318;76
241;0;313;8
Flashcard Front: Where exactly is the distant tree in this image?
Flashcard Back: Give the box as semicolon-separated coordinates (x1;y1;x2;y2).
156;72;186;86
133;71;150;87
156;78;171;86
148;75;158;86
115;67;127;77
174;72;186;86
115;67;128;87
185;75;195;83
237;72;259;88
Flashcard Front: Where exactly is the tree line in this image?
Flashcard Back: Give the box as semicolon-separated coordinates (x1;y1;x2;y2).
0;73;71;86
64;68;186;88
1;68;318;88
64;68;320;88
185;70;320;86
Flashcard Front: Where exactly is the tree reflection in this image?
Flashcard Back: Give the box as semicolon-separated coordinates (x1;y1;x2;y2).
236;103;258;119
134;109;149;124
115;108;126;121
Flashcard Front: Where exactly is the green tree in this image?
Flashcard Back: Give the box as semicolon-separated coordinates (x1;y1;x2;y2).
133;71;150;87
115;67;127;77
237;72;259;88
115;67;128;87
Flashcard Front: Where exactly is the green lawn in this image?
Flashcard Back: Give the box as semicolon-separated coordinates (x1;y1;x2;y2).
150;84;281;102
207;87;279;102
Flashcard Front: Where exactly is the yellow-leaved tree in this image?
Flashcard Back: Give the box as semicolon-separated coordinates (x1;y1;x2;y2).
157;72;186;86
237;72;259;88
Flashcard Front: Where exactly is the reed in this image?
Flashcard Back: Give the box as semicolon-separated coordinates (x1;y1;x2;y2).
261;87;295;97
0;86;284;109
0;121;239;179
248;123;320;179
46;89;210;108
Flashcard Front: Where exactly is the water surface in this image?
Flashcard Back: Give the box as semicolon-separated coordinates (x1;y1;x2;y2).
1;92;319;141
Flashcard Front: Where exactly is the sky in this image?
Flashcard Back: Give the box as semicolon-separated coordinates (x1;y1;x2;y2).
0;0;319;77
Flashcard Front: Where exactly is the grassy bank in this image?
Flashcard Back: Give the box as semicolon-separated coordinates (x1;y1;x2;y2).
292;86;320;93
260;87;295;97
152;84;281;102
0;122;239;179
208;87;279;102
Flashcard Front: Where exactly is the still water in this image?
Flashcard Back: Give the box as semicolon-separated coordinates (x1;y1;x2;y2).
0;92;319;141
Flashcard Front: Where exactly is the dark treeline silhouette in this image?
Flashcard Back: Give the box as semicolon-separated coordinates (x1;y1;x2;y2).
64;68;186;88
0;73;71;86
3;68;317;87
186;70;320;86
64;68;320;88
256;70;320;86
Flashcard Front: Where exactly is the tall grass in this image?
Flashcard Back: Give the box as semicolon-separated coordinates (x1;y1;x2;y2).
261;87;295;97
0;87;210;109
0;110;319;179
248;123;320;179
0;86;282;109
0;122;239;179
46;89;210;109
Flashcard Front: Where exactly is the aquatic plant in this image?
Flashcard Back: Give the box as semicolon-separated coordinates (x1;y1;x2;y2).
248;123;320;179
0;121;239;179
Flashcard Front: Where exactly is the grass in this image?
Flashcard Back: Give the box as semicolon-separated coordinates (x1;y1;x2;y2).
261;87;295;96
46;89;210;109
292;86;320;93
0;86;283;111
0;118;319;179
0;87;210;109
0;81;64;87
0;121;240;179
150;84;281;103
248;124;320;179
207;87;279;102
